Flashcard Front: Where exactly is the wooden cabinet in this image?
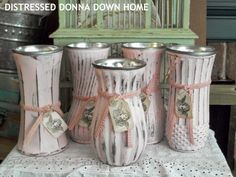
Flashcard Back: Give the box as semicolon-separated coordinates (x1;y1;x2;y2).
0;137;16;161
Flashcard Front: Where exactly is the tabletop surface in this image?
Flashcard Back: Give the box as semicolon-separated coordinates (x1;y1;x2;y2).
0;130;233;177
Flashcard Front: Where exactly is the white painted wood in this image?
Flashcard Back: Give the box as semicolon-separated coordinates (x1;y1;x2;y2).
179;57;187;126
188;58;196;125
16;56;40;154
37;55;58;153
199;58;209;126
193;59;203;126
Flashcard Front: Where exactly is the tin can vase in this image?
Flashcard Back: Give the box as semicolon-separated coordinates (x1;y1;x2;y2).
166;45;216;152
122;43;165;144
13;45;68;156
91;58;147;166
66;43;110;144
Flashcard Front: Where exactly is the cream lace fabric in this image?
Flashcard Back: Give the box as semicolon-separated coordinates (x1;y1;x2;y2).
0;130;233;177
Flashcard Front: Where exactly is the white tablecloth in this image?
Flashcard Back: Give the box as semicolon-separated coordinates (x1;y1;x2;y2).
0;131;233;177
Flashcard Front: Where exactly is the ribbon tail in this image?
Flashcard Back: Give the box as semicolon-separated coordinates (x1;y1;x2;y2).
187;119;194;144
95;100;109;138
143;73;159;95
126;129;132;147
167;113;177;141
23;114;44;146
53;102;64;117
55;108;64;118
68;102;87;130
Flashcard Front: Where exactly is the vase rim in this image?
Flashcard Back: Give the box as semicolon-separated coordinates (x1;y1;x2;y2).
65;42;110;49
13;45;62;56
167;45;216;56
122;42;165;50
92;58;146;70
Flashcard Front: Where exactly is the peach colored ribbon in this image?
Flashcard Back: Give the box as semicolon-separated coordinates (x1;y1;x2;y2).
142;72;160;95
169;80;212;95
68;95;97;130
168;79;212;144
95;89;142;147
21;102;64;146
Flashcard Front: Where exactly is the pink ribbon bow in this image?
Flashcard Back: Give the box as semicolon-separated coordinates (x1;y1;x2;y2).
68;95;97;131
21;102;64;146
167;58;211;144
95;89;142;147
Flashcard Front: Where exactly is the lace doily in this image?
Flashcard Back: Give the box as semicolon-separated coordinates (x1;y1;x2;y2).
0;130;233;177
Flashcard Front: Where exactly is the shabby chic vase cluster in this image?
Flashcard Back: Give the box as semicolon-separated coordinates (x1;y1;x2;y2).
12;42;216;165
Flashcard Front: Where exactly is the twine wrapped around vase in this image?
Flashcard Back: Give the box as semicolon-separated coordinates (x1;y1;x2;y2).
166;45;216;152
66;42;110;144
13;45;68;156
122;43;165;144
91;58;147;166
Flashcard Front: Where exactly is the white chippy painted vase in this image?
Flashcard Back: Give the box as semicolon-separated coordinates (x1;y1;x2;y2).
166;45;216;152
66;42;110;144
13;45;68;156
122;43;165;144
91;58;147;166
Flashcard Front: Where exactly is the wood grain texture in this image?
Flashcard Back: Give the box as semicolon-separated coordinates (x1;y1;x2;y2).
0;137;17;161
190;0;206;45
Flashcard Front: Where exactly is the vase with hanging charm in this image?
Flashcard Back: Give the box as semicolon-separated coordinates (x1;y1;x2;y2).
91;58;147;166
65;42;110;144
13;45;68;156
122;43;165;144
166;45;215;151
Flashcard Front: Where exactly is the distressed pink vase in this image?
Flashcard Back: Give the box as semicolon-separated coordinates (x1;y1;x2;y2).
166;45;216;152
91;58;147;166
13;45;68;156
66;43;110;144
122;43;165;144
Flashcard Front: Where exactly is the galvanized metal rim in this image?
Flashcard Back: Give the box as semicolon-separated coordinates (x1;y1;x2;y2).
0;8;45;30
0;36;40;43
122;42;165;50
92;58;146;70
0;21;44;30
66;42;110;49
0;69;17;74
167;45;216;56
13;45;63;56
